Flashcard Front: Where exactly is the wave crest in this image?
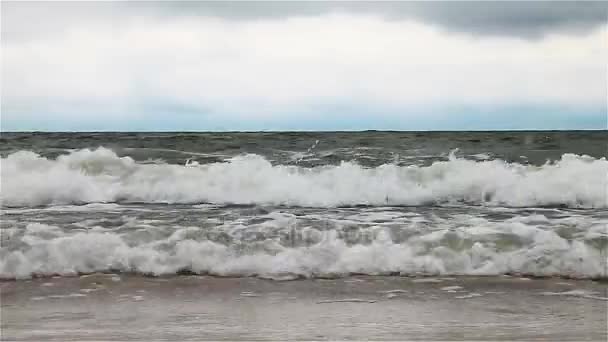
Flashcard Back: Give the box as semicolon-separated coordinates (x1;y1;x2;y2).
1;220;605;280
2;148;606;208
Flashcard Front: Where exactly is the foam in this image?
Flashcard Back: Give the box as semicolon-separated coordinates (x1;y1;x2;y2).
454;293;483;299
541;290;608;301
1;220;605;280
440;286;463;291
317;299;377;304
2;148;606;208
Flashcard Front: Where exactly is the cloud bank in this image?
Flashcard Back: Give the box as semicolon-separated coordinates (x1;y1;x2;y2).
2;2;607;131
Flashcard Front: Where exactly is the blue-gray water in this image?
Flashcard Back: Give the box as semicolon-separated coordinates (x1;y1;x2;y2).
1;131;607;279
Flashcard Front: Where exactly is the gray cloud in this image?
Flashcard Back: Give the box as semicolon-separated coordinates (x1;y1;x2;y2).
138;1;608;38
2;1;605;130
2;1;607;41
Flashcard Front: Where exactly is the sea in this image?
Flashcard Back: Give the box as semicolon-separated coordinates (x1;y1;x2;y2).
1;131;607;280
2;131;607;340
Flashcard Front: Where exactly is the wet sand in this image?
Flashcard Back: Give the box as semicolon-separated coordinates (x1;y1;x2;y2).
1;275;606;341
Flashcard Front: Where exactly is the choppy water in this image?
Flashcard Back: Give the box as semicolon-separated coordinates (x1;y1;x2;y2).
1;131;607;279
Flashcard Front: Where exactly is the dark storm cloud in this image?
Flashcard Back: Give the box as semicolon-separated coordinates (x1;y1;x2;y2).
139;1;608;38
2;1;607;41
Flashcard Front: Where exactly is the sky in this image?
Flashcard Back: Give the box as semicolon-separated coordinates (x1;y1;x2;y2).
1;1;607;131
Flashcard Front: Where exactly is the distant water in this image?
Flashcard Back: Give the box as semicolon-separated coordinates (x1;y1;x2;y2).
1;131;607;279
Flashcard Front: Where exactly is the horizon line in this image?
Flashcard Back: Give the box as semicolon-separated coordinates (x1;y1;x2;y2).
2;128;607;134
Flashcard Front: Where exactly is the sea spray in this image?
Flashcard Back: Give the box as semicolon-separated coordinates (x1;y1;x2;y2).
2;148;606;208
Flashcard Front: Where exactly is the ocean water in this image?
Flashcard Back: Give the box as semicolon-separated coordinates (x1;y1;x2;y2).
1;131;607;280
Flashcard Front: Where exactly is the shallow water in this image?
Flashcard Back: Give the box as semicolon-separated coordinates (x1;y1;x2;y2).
2;276;606;340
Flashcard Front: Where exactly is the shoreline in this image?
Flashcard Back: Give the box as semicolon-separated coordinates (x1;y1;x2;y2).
2;275;606;341
2;272;608;282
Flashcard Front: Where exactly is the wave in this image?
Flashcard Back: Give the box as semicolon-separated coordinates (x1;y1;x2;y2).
1;147;607;208
1;220;606;280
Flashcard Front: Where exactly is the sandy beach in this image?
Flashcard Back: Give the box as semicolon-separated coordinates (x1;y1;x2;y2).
2;275;606;341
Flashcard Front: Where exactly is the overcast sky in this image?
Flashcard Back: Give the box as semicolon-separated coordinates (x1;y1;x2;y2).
2;1;607;131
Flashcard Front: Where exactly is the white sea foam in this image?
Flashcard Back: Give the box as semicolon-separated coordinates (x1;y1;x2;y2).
540;290;608;301
1;148;607;208
1;218;606;280
440;286;464;291
455;293;483;299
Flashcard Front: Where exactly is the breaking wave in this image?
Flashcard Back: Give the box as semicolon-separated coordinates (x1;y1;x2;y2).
1;147;607;208
1;218;606;280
